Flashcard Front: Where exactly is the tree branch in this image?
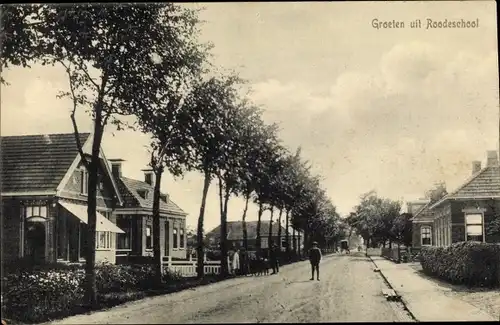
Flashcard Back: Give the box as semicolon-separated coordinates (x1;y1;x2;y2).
61;60;89;170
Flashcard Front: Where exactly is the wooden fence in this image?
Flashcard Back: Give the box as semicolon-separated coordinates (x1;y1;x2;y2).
161;254;222;277
381;246;411;263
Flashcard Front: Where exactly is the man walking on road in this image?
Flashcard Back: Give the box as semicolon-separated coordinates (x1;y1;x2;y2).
269;243;280;274
309;241;322;281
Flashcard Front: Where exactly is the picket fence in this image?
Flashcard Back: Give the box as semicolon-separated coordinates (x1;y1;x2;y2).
161;255;222;277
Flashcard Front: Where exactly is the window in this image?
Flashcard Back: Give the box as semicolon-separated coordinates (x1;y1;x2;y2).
96;231;113;249
146;225;152;249
179;229;185;248
173;228;178;249
421;226;432;246
145;173;153;185
116;216;132;250
138;190;148;200
25;205;47;219
465;213;484;242
160;194;168;203
81;169;88;195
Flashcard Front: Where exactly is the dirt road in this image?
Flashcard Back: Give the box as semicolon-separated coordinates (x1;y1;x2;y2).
49;252;408;323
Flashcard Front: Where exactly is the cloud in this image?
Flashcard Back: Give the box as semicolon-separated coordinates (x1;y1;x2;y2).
249;41;499;214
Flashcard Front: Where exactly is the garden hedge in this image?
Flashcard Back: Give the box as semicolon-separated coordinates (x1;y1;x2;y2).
420;241;500;288
1;262;182;323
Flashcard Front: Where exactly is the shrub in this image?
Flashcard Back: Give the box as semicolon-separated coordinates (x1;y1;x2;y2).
95;262;138;293
420;241;500;287
2;262;185;323
2;269;86;323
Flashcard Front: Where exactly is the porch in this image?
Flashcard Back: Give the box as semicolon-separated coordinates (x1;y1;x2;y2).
20;199;124;265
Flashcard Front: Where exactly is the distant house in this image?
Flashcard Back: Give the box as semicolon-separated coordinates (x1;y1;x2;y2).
110;160;188;262
429;151;500;245
205;220;303;252
409;199;434;248
1;133;125;265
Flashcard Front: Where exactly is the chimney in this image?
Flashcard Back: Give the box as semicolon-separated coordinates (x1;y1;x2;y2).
109;159;125;179
486;150;499;167
142;169;154;187
472;161;482;174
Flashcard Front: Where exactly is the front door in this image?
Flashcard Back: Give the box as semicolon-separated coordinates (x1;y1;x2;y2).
25;219;46;264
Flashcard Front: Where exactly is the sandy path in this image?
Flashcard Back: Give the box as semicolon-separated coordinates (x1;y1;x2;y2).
48;252;401;324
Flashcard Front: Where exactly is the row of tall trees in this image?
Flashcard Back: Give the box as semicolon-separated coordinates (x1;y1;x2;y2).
346;183;449;250
2;3;345;308
346;191;411;250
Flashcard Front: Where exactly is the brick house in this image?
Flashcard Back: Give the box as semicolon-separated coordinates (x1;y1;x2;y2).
429;151;500;246
410;199;434;248
205;220;304;252
109;160;188;263
1;133;125;266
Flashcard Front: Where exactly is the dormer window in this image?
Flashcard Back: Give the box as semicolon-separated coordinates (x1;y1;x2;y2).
145;173;153;186
160;194;168;203
138;190;149;200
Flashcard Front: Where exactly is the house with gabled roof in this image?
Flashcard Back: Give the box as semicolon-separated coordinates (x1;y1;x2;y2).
109;160;188;262
205;220;303;253
409;199;434;248
429;150;500;246
1;133;125;265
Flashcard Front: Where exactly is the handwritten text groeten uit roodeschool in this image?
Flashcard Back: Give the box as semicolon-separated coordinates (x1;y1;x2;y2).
372;18;480;30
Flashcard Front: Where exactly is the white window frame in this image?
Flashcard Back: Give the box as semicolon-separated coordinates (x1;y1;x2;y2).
145;225;152;250
464;212;485;243
421;226;432;246
96;231;113;250
81;168;89;195
173;228;178;249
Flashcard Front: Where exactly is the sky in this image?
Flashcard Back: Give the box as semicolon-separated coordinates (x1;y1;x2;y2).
1;1;499;231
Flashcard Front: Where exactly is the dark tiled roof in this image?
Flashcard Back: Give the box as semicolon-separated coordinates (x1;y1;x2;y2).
206;221;288;240
452;166;500;198
431;165;500;208
115;176;187;216
1;133;90;193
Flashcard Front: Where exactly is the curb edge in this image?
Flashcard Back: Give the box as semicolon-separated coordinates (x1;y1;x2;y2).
368;256;419;322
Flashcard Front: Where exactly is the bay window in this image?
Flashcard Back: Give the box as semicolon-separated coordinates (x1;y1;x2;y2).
96;231;113;249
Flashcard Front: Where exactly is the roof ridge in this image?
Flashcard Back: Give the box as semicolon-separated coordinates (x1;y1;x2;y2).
1;132;91;138
430;165;498;209
118;176;187;215
413;202;431;218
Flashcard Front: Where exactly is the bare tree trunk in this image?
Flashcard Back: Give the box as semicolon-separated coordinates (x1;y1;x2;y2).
152;167;163;286
303;229;309;257
196;169;211;279
285;210;290;255
277;208;283;250
292;226;296;253
256;201;263;253
220;186;230;277
242;190;250;252
297;230;301;257
84;119;103;309
268;206;274;248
